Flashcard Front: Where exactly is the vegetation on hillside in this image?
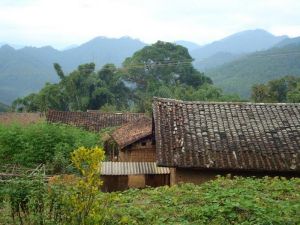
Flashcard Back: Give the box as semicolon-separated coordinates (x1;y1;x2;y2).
207;42;300;98
251;76;300;103
1;174;299;225
12;41;240;113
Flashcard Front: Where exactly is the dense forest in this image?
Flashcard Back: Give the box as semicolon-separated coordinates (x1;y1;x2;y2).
12;41;240;113
251;76;300;103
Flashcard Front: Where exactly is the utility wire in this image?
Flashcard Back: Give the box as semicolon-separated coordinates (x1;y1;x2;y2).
62;50;300;72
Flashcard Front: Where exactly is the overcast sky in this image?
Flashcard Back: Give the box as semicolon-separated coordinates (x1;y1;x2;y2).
0;0;300;49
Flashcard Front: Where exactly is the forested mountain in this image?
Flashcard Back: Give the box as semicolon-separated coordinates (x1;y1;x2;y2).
191;29;287;71
12;41;240;113
207;40;300;98
0;37;146;104
274;37;300;48
0;29;295;104
194;52;243;71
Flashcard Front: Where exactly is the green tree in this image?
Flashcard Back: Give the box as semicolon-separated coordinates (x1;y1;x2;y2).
251;76;300;103
251;84;270;102
123;41;212;88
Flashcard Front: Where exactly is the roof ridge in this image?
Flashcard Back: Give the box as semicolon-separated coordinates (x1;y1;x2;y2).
153;97;300;106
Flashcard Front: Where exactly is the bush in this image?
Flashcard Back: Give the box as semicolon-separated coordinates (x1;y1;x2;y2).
0;146;106;225
0;122;101;167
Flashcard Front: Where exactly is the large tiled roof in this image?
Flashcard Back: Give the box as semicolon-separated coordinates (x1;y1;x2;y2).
153;97;300;172
101;162;170;175
46;110;145;131
111;117;152;149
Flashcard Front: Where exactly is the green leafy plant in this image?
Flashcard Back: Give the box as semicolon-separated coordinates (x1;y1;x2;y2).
0;122;101;168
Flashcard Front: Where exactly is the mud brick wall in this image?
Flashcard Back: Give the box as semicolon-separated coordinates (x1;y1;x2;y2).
119;139;156;162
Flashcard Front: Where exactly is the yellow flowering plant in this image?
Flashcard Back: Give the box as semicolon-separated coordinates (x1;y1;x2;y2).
69;146;105;225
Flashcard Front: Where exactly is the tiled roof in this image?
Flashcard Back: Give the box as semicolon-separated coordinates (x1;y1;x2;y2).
111;117;152;149
101;162;170;175
153;97;300;172
46;110;145;131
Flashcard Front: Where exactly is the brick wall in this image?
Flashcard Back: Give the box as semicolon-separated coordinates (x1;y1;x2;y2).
128;175;145;188
119;138;156;162
174;168;218;185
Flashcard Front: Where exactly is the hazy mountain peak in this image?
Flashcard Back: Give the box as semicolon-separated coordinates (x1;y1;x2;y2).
175;40;201;52
0;44;15;51
191;29;288;60
275;36;300;48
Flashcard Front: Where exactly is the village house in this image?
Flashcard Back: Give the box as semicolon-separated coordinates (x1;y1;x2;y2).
46;111;170;191
102;117;170;191
46;98;300;190
152;97;300;185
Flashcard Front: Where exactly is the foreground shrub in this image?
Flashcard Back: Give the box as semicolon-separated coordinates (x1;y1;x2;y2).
1;176;299;224
1;146;106;225
103;176;300;225
69;146;105;224
0;122;100;168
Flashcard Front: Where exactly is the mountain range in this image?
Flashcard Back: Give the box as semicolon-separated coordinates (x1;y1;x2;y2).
191;29;287;71
0;37;145;104
0;29;300;104
207;37;300;98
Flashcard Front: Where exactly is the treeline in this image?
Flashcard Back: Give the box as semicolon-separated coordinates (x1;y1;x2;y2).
251;76;300;103
12;41;240;113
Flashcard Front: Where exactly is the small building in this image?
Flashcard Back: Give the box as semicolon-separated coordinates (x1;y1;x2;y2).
103;117;170;191
106;117;155;161
101;162;170;192
152;97;300;185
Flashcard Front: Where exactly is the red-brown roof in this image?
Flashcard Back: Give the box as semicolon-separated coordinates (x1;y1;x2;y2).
111;117;152;149
46;110;145;132
153;97;300;172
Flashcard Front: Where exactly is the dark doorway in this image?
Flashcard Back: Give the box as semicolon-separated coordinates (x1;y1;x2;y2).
145;174;170;187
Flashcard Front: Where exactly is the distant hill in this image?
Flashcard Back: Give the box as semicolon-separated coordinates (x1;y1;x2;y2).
175;40;201;52
0;102;9;112
274;37;300;48
0;37;146;104
0;30;295;104
193;52;244;71
0;42;24;49
191;29;287;71
207;40;300;99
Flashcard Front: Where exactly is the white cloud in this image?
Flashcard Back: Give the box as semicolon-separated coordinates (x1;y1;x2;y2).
0;0;299;48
